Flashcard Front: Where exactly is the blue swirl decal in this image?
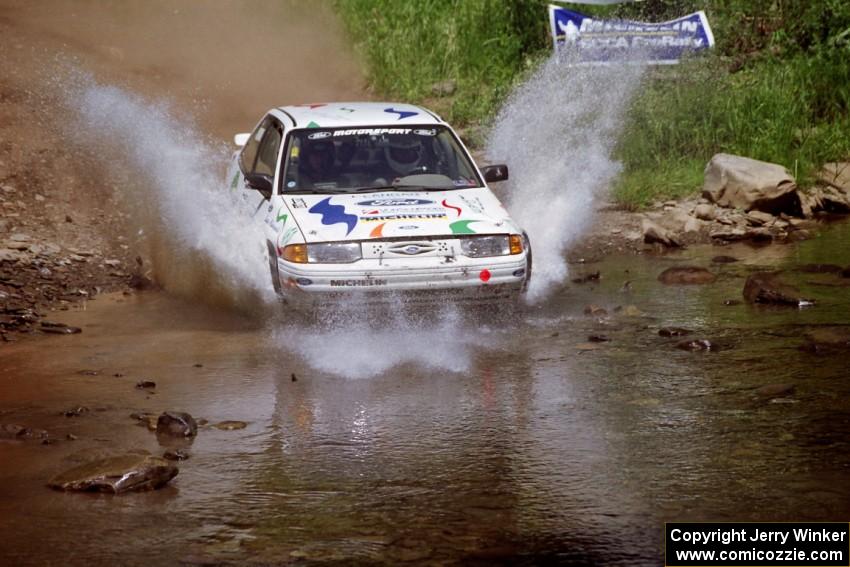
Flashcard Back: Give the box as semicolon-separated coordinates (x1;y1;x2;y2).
308;197;358;235
384;107;418;120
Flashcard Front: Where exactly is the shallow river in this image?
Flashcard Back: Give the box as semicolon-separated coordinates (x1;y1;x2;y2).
1;222;849;566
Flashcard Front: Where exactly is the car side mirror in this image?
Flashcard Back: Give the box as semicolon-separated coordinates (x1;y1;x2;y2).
234;133;250;147
482;164;509;183
245;173;273;199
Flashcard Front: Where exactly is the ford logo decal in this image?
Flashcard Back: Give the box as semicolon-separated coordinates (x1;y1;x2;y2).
403;245;421;254
295;278;313;286
356;198;434;207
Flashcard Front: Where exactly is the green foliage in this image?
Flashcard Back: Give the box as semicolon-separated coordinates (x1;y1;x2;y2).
615;0;850;207
335;0;850;208
334;0;549;126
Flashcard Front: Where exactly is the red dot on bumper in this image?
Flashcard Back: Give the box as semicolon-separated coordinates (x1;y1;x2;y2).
479;269;491;282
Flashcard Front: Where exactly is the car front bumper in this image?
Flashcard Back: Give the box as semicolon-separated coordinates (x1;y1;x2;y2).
276;254;529;308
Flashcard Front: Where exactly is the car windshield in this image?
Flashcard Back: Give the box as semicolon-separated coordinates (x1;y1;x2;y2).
279;125;482;193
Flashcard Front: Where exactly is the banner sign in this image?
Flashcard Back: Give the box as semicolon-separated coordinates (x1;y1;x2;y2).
548;5;715;64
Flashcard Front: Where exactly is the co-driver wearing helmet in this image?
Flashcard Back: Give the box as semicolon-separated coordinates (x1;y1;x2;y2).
299;139;336;188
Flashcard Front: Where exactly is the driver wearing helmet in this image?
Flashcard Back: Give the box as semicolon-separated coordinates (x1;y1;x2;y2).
384;136;427;177
299;139;336;188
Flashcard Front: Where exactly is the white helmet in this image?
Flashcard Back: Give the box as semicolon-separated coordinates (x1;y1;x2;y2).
384;136;424;174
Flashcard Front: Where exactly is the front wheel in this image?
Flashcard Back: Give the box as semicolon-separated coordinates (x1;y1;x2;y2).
266;241;283;296
521;231;532;294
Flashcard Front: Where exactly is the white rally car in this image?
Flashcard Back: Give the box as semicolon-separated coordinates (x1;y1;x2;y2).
230;102;531;308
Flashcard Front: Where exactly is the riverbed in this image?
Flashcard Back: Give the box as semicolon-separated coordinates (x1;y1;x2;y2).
2;221;848;566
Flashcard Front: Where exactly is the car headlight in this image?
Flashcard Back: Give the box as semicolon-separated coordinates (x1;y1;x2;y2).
460;235;523;257
281;242;362;263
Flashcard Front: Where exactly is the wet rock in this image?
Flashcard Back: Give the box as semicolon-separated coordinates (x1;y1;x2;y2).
703;153;801;215
156;411;197;438
743;272;813;306
658;266;717;285
787;229;811;242
135;380;156;389
693;203;716;221
676;339;718;351
48;454;178;494
163;449;189;461
587;334;610;343
642;219;681;247
130;412;159;431
583;304;608;316
754;383;795;399
571;270;600;284
63;406;89;418
129;273;155;290
212;420;248;431
659;327;691;337
723;299;742;306
796;263;843;274
8;233;30;242
621;305;642;317
1;423;44;439
66;434;78;441
712;255;739;264
40;321;81;334
800;327;850;355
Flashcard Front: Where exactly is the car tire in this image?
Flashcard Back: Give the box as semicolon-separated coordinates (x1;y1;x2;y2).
522;231;532;293
266;241;283;296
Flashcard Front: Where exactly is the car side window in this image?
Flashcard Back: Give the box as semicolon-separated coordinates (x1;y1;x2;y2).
239;117;272;175
254;122;283;177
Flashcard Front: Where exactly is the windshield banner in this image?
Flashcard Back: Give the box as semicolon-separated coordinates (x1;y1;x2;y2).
548;5;715;64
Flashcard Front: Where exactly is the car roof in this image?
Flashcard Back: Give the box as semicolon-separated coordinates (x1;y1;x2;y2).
274;102;445;129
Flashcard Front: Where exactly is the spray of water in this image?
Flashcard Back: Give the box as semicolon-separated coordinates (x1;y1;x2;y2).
55;54;644;378
487;54;646;301
60;69;274;309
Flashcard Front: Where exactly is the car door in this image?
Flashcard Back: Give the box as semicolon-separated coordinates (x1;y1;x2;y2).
238;116;283;217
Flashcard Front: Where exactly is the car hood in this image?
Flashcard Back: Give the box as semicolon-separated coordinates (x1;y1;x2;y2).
281;188;517;243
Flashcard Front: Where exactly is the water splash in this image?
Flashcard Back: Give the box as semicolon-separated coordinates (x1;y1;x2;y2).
60;69;274;310
487;55;646;301
273;305;498;379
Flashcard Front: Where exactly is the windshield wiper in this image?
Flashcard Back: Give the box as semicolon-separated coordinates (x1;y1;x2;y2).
392;185;455;192
286;188;351;194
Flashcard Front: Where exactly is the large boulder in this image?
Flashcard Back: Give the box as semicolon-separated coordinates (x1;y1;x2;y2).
743;272;812;306
703;153;801;215
48;454;178;493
